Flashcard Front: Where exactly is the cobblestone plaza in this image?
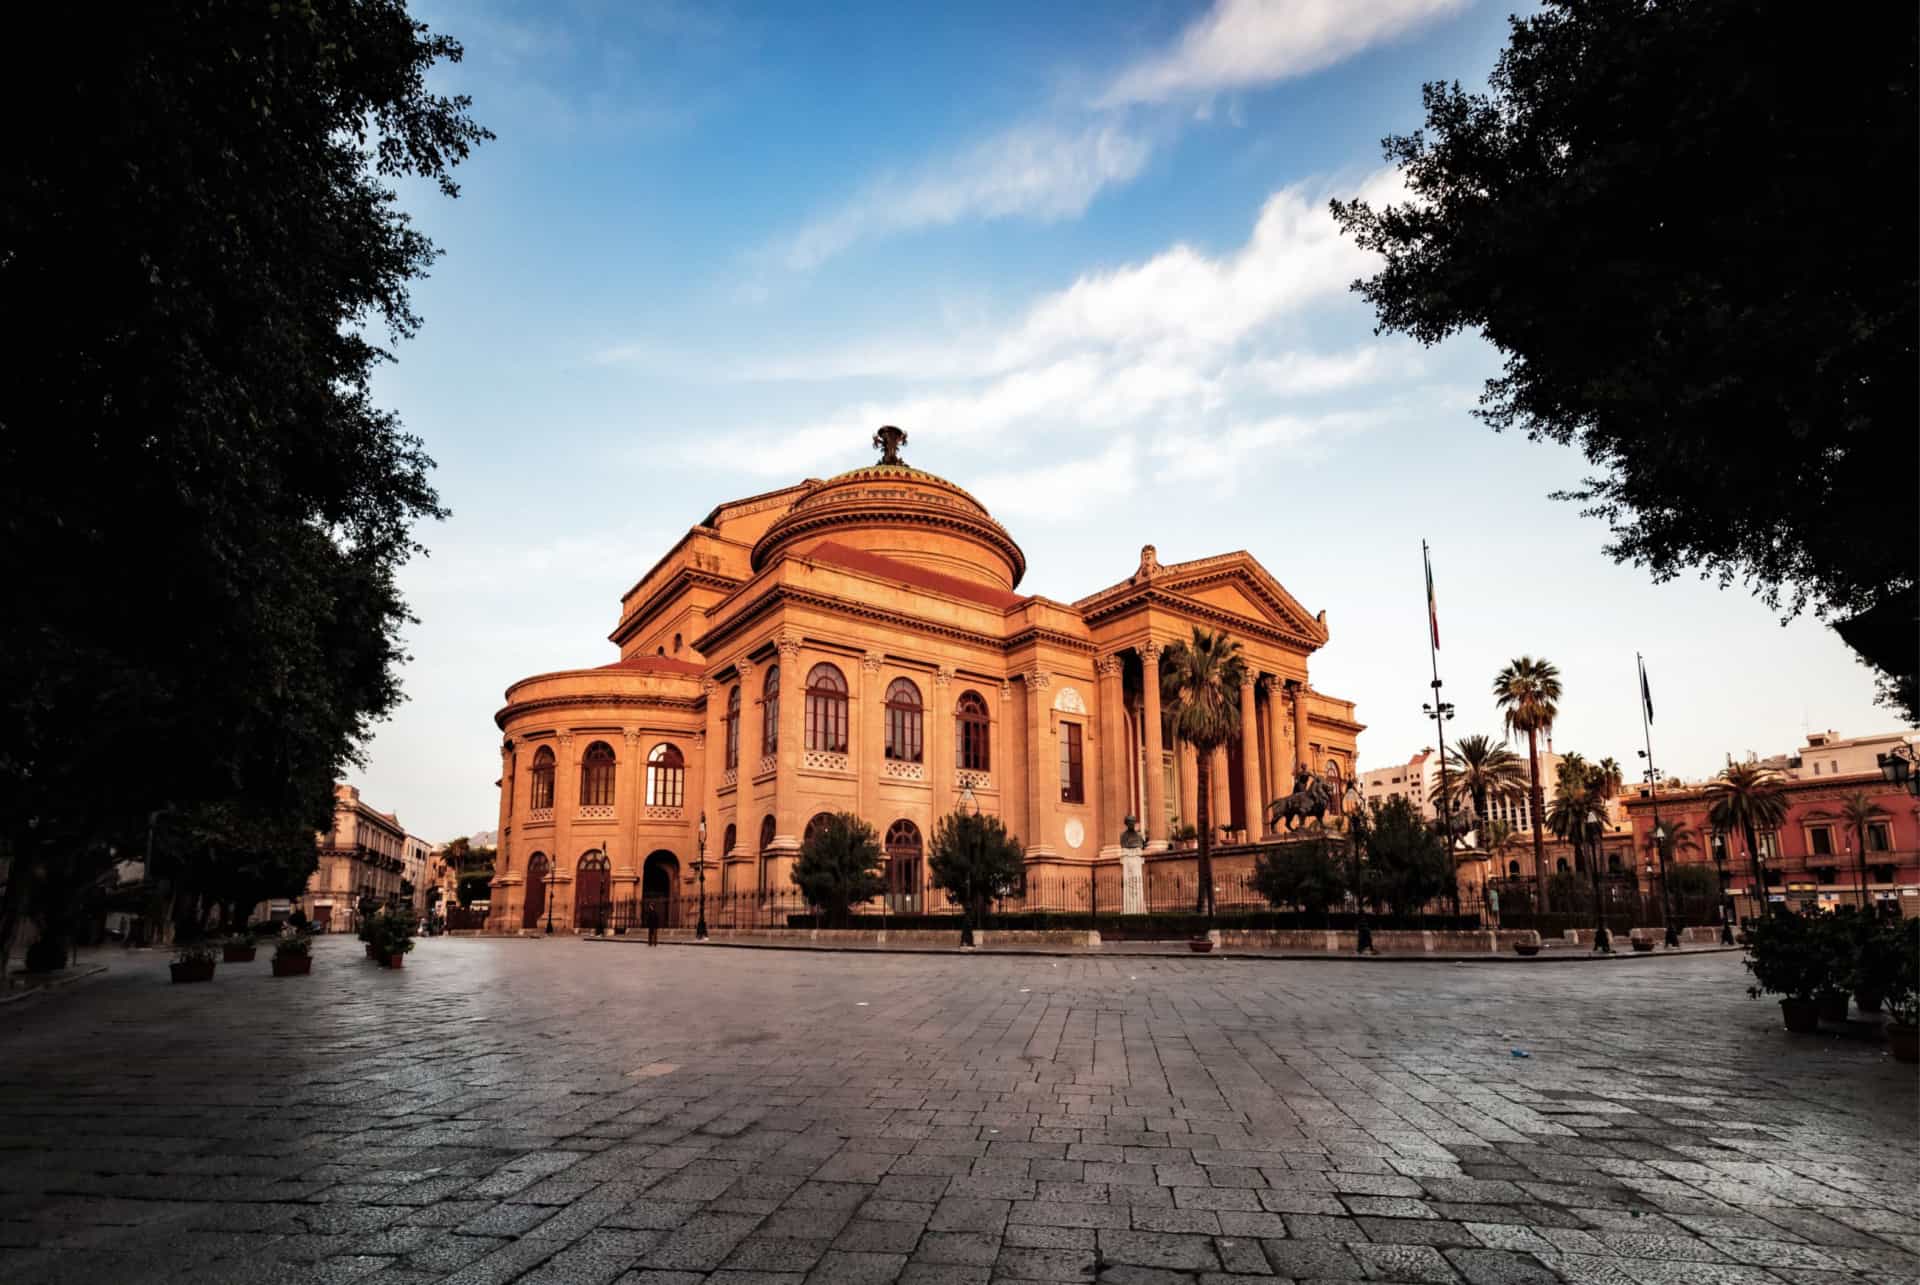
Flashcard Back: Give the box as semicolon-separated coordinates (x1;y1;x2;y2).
1;939;1915;1284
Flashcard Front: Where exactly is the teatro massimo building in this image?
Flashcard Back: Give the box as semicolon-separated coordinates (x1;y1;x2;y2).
485;428;1362;932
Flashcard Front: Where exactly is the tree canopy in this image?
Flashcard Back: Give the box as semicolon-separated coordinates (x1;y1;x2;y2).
790;812;885;926
1351;797;1453;920
1334;1;1917;716
928;810;1025;943
0;1;488;961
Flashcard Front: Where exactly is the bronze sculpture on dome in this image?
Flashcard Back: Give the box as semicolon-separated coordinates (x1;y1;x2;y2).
873;425;907;465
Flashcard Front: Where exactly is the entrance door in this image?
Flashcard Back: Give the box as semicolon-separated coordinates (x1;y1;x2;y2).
575;851;611;932
884;819;922;914
523;853;550;929
641;851;679;927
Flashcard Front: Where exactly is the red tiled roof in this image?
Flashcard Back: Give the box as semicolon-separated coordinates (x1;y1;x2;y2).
597;653;706;675
800;540;1027;611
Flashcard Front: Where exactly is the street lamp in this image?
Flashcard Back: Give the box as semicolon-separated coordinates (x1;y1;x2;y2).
696;811;709;941
543;858;555;935
1876;743;1919;797
1422;684;1460;912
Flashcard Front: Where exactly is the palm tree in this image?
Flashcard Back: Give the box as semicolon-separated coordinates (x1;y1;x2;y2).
1548;754;1615;945
1639;814;1702;866
1160;626;1247;921
1492;656;1561;906
1839;792;1889;910
1444;734;1528;830
1705;762;1789;920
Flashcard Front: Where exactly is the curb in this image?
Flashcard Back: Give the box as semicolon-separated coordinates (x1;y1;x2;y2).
581;937;1745;964
0;963;108;1005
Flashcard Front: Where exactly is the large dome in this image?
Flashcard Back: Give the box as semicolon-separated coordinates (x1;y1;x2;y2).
751;428;1026;590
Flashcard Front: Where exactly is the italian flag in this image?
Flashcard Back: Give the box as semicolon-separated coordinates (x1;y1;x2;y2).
1425;545;1440;650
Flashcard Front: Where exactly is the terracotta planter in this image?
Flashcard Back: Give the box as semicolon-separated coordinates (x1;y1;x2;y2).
1888;1023;1918;1064
1817;991;1850;1023
1854;989;1884;1015
271;955;312;977
1188;938;1214;953
170;961;215;984
222;945;256;963
1631;939;1654;952
1779;998;1820;1034
384;953;405;969
1514;943;1541;957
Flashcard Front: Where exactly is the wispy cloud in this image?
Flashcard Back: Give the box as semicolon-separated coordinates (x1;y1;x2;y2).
694;167;1414;488
1097;0;1473;107
773;124;1152;272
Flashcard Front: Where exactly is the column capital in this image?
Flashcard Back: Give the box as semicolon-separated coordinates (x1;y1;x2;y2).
693;730;706;750
862;650;884;673
1239;674;1257;691
776;632;803;659
622;728;642;750
1027;669;1052;690
1000;681;1014;702
557;731;575;751
701;678;719;698
736;657;755;679
933;665;955;689
1139;641;1162;664
1261;674;1285;694
500;738;515;758
1095;654;1123;677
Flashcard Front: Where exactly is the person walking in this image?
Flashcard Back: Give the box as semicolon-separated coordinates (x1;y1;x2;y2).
645;900;660;948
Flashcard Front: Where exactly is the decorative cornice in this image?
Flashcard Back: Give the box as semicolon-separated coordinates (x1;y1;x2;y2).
610;567;741;646
494;692;703;729
1002;625;1097;655
697;583;1008;656
752;503;1027;586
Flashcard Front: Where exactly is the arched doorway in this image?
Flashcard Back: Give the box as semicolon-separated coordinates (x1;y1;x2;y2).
885;819;922;914
642;851;680;927
522;852;550;929
575;851;610;932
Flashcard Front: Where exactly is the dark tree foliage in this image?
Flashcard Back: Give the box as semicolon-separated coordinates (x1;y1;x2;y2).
790;812;885;927
0;1;489;963
1252;835;1352;921
1350;798;1453;919
1334;1;1917;716
928;809;1025;943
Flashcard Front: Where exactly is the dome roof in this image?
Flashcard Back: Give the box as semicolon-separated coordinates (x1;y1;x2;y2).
751;429;1027;590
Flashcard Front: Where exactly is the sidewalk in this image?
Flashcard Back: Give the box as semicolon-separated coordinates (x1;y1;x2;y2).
585;934;1744;964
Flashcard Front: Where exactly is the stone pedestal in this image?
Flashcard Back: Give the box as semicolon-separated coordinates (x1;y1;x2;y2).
1121;852;1146;915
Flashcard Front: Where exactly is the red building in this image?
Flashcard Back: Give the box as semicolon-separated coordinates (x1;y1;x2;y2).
1623;768;1919;920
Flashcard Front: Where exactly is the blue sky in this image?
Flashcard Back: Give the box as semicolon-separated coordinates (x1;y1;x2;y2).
364;0;1895;842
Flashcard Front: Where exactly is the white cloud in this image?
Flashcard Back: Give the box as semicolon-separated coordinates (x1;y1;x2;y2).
698;167;1413;485
775;124;1152;271
971;436;1141;522
1098;0;1472;107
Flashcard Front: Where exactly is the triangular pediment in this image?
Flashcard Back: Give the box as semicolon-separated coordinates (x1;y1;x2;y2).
1075;548;1328;646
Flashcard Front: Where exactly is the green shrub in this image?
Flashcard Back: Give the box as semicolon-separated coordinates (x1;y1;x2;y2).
1742;911;1829;1001
274;931;313;959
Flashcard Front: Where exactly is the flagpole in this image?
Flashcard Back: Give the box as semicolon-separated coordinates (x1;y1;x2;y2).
1422;541;1459;913
1636;652;1676;948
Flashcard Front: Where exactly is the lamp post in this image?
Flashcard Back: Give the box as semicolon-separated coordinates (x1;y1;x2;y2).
1421;686;1458;910
543;858;555;935
1877;743;1919;797
1712;840;1734;943
1586;818;1611;954
696;811;709;941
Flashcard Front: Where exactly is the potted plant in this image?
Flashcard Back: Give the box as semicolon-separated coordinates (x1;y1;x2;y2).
222;932;258;964
1810;914;1853;1022
170;942;218;984
1742;911;1826;1033
1847;912;1901;1014
375;907;417;968
1883;919;1918;1065
272;931;313;977
1512;930;1543;957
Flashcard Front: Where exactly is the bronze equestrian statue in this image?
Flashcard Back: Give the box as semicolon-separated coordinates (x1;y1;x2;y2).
1267;767;1334;832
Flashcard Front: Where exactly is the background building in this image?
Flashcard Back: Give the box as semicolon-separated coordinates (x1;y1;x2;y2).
1625;729;1919;920
486;430;1364;932
293;784;409;931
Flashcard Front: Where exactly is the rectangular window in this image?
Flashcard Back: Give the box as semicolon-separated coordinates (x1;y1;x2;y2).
1868;821;1892;851
1808;825;1833;857
1059;722;1084;804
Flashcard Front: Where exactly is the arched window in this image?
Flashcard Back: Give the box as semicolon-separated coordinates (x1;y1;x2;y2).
805;663;848;752
530;746;556;811
522;852;550;929
724;685;741;771
956;690;990;771
580;741;616;808
1508;860;1521;876
758;814;776;851
803;812;835;849
884;677;923;762
885;819;922;913
762;664;780;753
722;823;736;859
672;632;682;652
646;743;686;808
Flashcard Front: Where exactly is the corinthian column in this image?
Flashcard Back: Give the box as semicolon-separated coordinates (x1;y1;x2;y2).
1264;677;1289;804
858;651;883;824
1293;682;1310;776
1096;654;1125;857
928;666;955;817
1025;670;1057;858
1239;677;1262;841
1141;643;1167;850
773;635;802;853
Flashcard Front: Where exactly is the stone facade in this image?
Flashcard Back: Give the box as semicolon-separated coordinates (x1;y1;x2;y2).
486;432;1363;932
295;783;408;932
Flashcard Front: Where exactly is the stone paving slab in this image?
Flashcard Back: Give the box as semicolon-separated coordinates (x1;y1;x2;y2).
590;936;1747;964
0;937;1913;1284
